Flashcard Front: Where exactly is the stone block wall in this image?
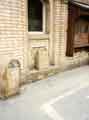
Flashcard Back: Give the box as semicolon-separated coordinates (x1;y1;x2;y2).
27;0;89;78
54;0;62;65
28;34;49;70
0;0;28;77
0;0;88;83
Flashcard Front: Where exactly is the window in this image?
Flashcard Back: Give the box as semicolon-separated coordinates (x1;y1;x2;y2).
28;0;46;33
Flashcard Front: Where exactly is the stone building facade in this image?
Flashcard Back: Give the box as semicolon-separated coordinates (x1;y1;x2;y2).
0;0;89;83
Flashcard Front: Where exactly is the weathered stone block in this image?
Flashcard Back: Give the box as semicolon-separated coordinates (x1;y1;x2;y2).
35;47;49;70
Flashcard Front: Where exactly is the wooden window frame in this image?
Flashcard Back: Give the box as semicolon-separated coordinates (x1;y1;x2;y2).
28;0;46;34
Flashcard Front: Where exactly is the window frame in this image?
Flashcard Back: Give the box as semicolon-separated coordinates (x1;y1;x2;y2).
28;0;46;34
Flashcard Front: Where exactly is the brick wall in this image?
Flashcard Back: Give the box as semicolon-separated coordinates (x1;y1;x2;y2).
0;0;27;72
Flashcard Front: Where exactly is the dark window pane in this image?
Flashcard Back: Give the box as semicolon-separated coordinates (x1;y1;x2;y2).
28;0;43;31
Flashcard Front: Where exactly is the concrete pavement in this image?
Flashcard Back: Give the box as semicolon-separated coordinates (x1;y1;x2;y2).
0;65;89;120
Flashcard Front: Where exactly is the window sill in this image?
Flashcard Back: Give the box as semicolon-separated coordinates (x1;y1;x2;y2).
28;33;49;40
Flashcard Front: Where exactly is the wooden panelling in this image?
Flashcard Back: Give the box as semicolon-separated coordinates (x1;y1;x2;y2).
66;2;89;56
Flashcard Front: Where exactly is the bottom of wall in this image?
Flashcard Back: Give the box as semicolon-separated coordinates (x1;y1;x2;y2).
20;59;89;86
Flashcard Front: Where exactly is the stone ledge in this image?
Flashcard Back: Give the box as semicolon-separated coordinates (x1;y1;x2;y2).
28;33;49;40
25;66;60;83
20;63;89;86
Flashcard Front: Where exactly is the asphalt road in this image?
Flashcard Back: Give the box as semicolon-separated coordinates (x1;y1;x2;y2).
0;65;89;120
53;86;89;120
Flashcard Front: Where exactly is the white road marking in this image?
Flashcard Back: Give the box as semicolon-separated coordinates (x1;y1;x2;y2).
42;104;64;120
41;82;89;120
43;81;89;106
86;96;89;99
